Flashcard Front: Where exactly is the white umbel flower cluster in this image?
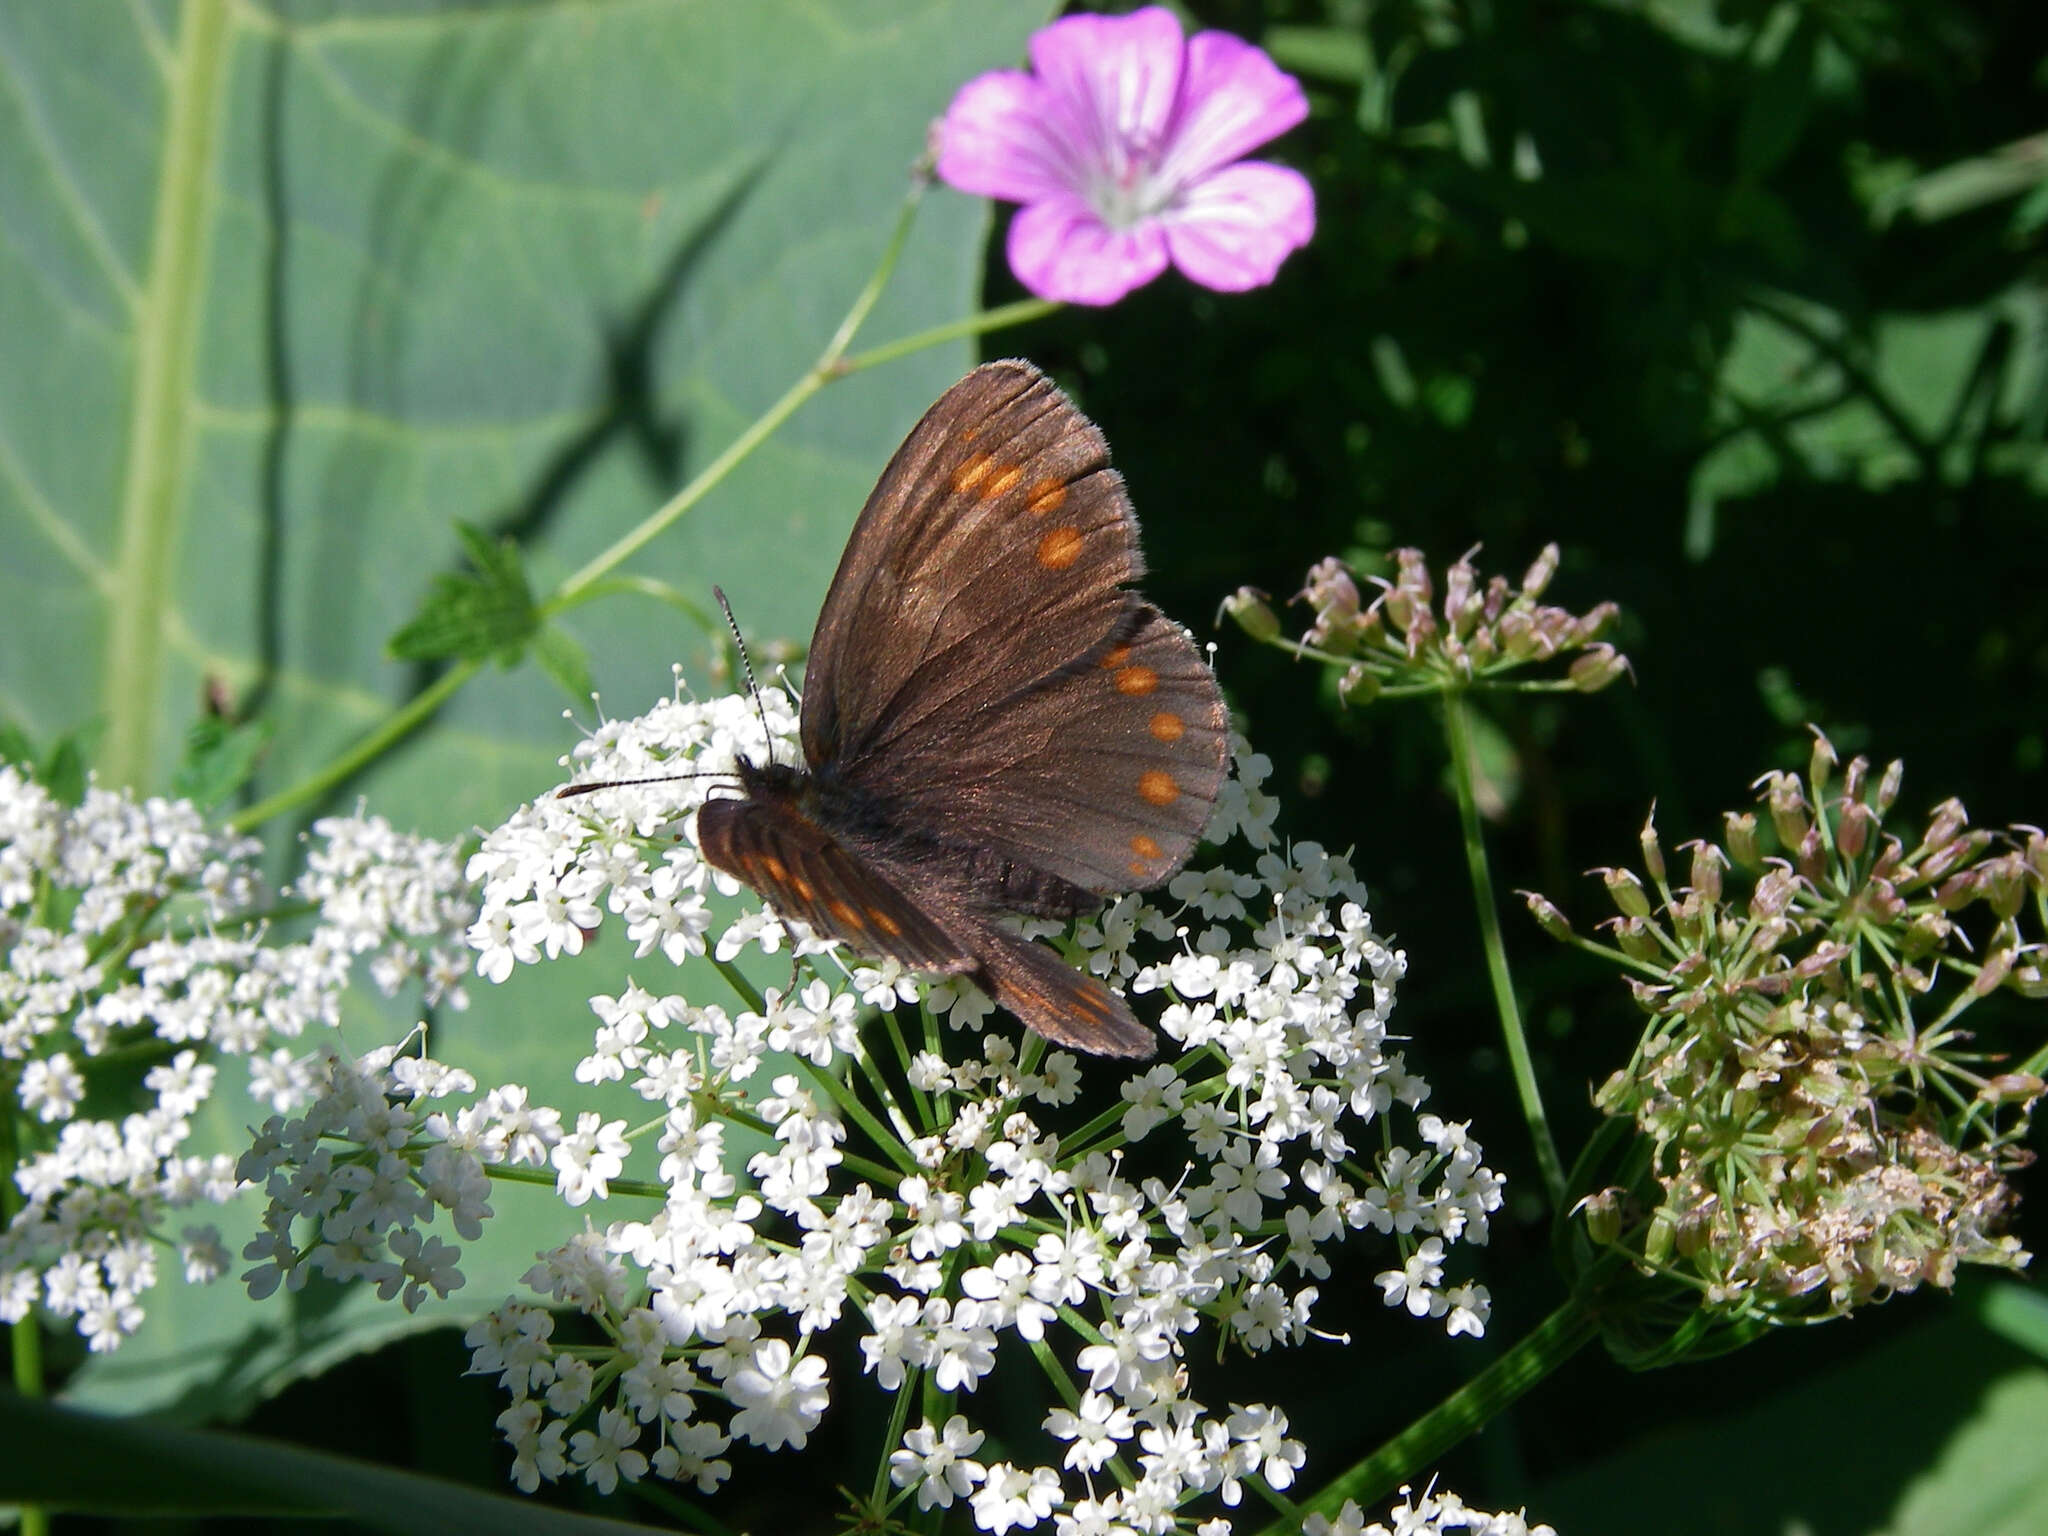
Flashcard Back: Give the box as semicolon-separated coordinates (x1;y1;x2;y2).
0;763;475;1351
304;684;1503;1529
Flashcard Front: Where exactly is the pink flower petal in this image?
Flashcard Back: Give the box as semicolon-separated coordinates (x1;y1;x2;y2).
936;71;1074;204
1158;29;1310;188
1008;194;1171;306
1160;162;1315;293
1028;7;1188;179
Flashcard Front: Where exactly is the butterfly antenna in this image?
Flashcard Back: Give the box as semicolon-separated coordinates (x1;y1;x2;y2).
713;585;775;759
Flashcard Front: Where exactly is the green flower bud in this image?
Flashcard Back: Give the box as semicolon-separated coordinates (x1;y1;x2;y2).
1338;664;1381;704
1764;773;1810;852
1639;809;1667;885
1688;841;1724;906
1600;866;1652;918
1522;889;1574;939
1568;643;1628;693
1724;811;1762;870
1978;1073;2045;1105
1577;1187;1624;1245
1808;729;1838;797
1875;758;1904;815
1218;586;1280;643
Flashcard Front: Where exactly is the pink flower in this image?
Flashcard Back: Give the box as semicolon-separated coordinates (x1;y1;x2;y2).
936;6;1315;306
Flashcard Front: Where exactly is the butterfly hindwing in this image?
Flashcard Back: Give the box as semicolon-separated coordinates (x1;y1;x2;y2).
959;916;1154;1059
696;793;975;975
847;601;1230;896
803;361;1142;774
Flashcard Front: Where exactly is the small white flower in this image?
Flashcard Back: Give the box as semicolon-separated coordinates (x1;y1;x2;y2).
725;1338;829;1451
551;1113;630;1206
889;1414;986;1510
971;1462;1061;1535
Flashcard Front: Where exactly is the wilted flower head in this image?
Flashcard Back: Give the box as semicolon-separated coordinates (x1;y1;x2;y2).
1534;730;2040;1354
1234;545;1625;702
937;5;1315;304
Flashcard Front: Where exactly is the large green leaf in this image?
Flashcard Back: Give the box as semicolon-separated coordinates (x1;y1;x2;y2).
0;1387;660;1530
1531;1293;2048;1535
1;0;1046;1415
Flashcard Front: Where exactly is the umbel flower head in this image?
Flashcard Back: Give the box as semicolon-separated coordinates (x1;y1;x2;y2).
254;681;1511;1521
0;762;476;1351
1531;731;2041;1356
937;5;1315;305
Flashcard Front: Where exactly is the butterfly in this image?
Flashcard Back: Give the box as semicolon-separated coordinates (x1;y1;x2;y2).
696;360;1228;1058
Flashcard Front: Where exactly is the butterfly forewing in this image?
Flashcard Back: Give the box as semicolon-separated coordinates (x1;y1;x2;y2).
859;602;1229;895
804;362;1142;773
696;795;975;975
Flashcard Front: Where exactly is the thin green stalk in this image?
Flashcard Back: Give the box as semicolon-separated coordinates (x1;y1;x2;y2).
1442;691;1566;1206
227;660;479;831
1258;1298;1599;1533
3;1093;50;1536
103;0;230;791
839;296;1061;376
552;173;933;607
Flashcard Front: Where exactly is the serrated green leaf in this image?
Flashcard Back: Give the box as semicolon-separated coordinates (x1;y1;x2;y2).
387;523;539;666
0;720;35;770
171;715;275;809
42;733;88;807
532;623;594;705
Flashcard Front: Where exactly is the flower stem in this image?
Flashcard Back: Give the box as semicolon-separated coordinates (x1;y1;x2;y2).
551;172;935;608
838;296;1062;377
1261;1297;1599;1533
227;660;480;832
2;1094;51;1536
102;0;229;792
1441;690;1566;1207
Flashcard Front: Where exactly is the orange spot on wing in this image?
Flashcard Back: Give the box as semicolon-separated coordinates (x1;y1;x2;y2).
1138;770;1179;806
1130;834;1163;859
1037;526;1084;570
790;876;816;902
870;909;904;938
981;463;1023;501
762;855;789;882
1148;711;1185;742
952;450;994;493
828;898;866;931
1098;645;1132;669
1026;479;1067;515
1113;664;1158;696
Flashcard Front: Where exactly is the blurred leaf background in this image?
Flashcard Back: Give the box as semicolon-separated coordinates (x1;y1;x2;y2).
4;0;2047;1531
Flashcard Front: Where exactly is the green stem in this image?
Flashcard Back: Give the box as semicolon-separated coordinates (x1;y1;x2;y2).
3;1092;50;1536
102;0;229;792
227;660;479;831
1442;690;1566;1206
552;173;933;608
1259;1298;1599;1533
838;296;1062;377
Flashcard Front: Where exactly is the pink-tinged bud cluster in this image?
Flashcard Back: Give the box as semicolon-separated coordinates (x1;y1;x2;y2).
1537;728;2041;1348
1233;544;1629;698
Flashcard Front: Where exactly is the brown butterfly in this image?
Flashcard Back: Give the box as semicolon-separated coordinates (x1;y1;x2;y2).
696;361;1228;1057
